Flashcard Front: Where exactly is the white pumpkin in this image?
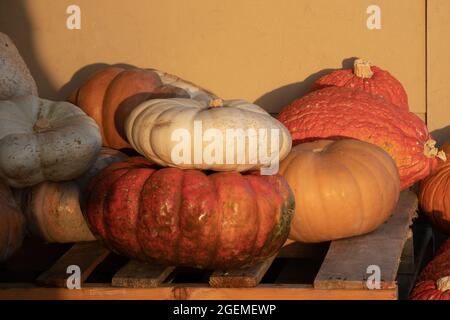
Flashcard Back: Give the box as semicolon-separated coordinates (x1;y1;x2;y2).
0;95;102;187
125;98;292;172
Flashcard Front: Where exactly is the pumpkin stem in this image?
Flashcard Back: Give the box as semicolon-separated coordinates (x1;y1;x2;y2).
436;276;450;292
33;118;50;132
354;58;374;78
424;139;442;159
208;98;224;108
437;150;448;162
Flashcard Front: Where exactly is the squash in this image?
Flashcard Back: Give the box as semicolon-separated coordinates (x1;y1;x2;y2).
69;66;217;149
279;139;400;243
278;87;445;190
84;157;294;269
410;239;450;300
0;95;102;187
312;58;408;110
125;98;292;172
0;32;38;100
16;148;127;243
0;180;26;262
419;141;450;234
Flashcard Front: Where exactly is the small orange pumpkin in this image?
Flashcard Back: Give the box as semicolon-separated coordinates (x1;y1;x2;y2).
419;140;450;234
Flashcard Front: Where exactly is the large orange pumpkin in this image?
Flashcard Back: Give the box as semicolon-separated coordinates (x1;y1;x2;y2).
84;158;294;269
278;87;445;190
312;58;409;110
279;139;400;243
69;67;216;149
419;140;450;234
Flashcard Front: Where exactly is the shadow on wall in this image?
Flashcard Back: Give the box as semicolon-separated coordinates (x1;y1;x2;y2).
254;57;357;113
431;126;450;146
0;0;56;99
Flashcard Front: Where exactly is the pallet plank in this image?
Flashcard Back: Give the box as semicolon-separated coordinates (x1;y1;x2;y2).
112;260;175;288
314;190;417;290
0;283;397;300
209;255;277;288
36;242;110;287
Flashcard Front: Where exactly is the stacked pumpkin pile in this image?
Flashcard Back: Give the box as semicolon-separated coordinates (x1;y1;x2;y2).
0;30;448;285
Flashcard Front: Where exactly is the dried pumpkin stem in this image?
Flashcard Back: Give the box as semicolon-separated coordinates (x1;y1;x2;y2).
33;118;50;132
208;98;224;108
424;139;444;159
354;58;374;79
436;276;450;292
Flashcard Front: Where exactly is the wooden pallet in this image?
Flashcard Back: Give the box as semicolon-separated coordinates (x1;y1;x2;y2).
0;191;430;300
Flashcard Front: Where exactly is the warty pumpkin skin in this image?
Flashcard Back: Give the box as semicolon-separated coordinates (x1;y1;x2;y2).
410;239;450;300
0;180;26;262
278;87;444;190
312;58;409;111
125;98;292;172
84;157;294;269
0;96;102;188
16;148;127;243
279;139;400;243
69;66;217;149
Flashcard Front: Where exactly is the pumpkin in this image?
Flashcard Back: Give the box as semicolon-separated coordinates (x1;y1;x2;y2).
279;139;400;243
0;95;102;188
16;148;127;243
69;66;217;149
312;58;408;110
410;239;450;300
84;157;294;269
419;140;450;234
278;87;445;190
0;32;38;100
125;98;292;172
0;180;26;262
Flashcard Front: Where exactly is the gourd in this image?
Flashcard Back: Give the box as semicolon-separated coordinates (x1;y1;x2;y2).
69;66;217;149
418;140;450;234
0;32;38;100
279;139;400;243
278;87;445;189
410;239;450;300
16;148;127;243
312;58;408;110
125;98;292;172
0;180;26;262
84;157;294;269
0;95;102;187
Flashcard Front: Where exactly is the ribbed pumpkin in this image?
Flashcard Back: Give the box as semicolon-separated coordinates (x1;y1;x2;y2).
0;96;102;188
278;87;445;190
125;98;292;172
410;239;450;300
419;140;450;234
69;66;217;149
0;180;26;262
17;148;127;243
279;139;400;243
312;59;408;110
84;158;294;269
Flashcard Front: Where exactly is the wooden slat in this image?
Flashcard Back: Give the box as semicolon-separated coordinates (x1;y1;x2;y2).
0;283;397;300
398;229;415;274
209;255;277;288
112;260;174;288
314;190;417;290
36;242;110;287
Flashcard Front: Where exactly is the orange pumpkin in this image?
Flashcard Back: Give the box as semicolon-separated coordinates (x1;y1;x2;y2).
279;139;400;243
0;180;26;261
69;66;216;149
419;141;450;234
